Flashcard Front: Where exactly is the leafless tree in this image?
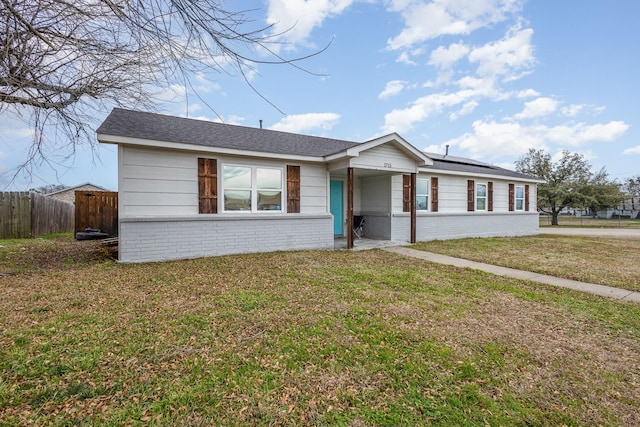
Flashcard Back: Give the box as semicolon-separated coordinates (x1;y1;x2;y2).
1;0;326;178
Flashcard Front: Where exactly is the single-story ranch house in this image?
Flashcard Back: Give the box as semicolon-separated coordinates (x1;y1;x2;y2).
97;108;543;263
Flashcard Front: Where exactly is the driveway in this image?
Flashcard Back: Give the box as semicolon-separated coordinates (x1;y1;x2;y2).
540;227;640;239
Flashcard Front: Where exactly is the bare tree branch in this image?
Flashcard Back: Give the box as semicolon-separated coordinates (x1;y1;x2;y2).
0;0;329;181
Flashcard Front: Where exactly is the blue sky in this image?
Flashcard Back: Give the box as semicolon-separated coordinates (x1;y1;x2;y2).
1;0;639;191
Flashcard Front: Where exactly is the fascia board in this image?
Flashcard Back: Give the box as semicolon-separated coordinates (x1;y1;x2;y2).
325;133;433;166
97;133;326;163
421;167;545;183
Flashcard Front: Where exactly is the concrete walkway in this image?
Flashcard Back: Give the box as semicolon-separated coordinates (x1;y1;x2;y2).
383;246;640;304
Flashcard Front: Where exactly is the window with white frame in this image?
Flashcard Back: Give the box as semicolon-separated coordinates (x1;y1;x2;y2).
515;185;525;211
222;165;283;212
476;183;487;211
416;178;429;210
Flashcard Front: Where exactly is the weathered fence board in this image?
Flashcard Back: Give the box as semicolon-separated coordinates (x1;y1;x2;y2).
75;191;118;236
31;192;75;237
0;192;30;238
0;191;74;238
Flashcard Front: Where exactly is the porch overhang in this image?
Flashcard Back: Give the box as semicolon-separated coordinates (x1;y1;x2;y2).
324;132;432;173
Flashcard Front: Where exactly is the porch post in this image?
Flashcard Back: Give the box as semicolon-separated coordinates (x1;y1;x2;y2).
347;167;354;249
410;172;416;243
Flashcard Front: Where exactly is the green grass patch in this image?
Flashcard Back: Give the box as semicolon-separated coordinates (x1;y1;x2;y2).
1;240;638;425
412;235;640;292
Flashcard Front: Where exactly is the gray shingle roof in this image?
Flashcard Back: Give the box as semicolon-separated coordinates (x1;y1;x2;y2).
97;108;539;181
97;108;358;157
425;152;538;180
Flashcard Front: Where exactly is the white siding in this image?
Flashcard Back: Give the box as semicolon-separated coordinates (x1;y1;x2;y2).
120;146;197;216
493;181;509;211
351;144;417;172
300;163;329;214
437;176;468;213
391;174;538;214
119;146;329;217
391;174;404;211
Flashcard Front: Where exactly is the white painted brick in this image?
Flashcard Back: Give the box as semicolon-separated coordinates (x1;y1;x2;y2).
119;215;333;263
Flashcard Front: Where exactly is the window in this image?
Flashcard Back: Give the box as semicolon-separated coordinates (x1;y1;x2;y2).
416;178;429;210
515;185;525;211
222;165;283;212
476;183;487;211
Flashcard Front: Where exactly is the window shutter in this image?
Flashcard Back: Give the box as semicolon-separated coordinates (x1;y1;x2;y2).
525;184;530;212
430;177;439;212
403;175;411;212
467;180;475;212
198;158;217;214
488;181;494;212
287;165;301;213
508;183;515;212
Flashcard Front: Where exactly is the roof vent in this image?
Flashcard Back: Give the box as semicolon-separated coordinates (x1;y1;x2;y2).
445;144;449;156
259;119;263;129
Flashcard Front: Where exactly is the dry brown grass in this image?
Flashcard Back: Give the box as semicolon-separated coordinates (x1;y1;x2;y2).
413;235;640;292
1;236;639;425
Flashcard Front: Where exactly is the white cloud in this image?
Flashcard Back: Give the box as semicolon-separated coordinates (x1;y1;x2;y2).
623;145;640;155
445;120;546;158
449;100;479;120
514;97;558;119
266;0;353;49
382;89;477;133
543;121;628;146
396;51;416;65
516;88;540;98
429;43;470;69
468;24;535;78
561;104;584;117
379;80;407;99
386;0;523;50
382;75;504;133
443;119;629;159
269;113;340;133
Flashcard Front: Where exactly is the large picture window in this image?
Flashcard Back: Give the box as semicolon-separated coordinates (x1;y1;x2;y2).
476;183;487;211
222;165;283;212
416;178;429;210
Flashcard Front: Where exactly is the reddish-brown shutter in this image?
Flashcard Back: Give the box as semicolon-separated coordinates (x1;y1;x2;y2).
508;183;515;212
430;177;439;212
467;180;475;212
403;175;411;212
198;158;217;214
488;181;494;212
287;165;300;213
525;184;530;212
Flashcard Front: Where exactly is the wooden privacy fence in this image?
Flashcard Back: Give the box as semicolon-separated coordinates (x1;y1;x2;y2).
75;191;118;236
0;191;75;238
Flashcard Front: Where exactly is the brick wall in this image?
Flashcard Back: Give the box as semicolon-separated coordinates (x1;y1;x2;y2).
119;214;333;263
391;212;539;242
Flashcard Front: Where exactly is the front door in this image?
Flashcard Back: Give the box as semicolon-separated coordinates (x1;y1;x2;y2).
330;180;343;236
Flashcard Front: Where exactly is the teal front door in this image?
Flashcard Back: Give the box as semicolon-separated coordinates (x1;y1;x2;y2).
330;180;343;236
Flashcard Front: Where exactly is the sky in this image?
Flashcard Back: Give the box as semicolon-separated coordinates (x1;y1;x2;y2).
1;0;639;191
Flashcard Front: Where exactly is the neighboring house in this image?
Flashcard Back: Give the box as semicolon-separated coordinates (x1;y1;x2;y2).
97;108;543;263
46;183;111;205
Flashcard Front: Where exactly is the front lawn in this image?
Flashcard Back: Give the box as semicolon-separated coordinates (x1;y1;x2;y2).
1;237;639;425
411;235;640;292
